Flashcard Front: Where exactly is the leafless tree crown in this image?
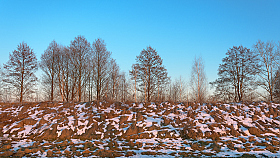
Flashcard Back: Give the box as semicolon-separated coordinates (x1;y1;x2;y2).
4;38;280;103
3;42;38;103
254;40;280;101
210;46;261;102
190;56;207;103
130;46;169;102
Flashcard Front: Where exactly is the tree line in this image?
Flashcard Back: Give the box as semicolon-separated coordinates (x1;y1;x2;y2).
210;41;280;102
0;37;280;103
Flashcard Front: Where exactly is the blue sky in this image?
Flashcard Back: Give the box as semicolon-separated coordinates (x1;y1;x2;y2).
1;0;280;85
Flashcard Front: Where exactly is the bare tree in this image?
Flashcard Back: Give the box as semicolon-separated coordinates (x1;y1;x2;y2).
119;72;129;102
130;64;138;103
156;66;169;102
168;77;187;103
0;65;3;102
210;77;235;102
274;67;280;102
92;38;112;100
85;56;95;102
190;56;208;103
69;36;91;102
105;59;120;101
130;46;169;102
210;46;261;102
3;42;38;103
179;76;186;102
169;78;180;102
254;40;280;101
40;40;60;101
56;46;72;101
1;66;11;102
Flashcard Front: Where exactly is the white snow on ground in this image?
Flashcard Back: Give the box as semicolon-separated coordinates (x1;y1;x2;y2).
0;102;280;157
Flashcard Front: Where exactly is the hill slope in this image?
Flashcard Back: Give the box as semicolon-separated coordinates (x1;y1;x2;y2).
0;101;280;157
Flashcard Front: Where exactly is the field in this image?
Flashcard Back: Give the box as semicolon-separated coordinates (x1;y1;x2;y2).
0;101;280;157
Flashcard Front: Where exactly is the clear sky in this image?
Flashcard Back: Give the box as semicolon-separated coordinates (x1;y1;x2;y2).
1;0;280;85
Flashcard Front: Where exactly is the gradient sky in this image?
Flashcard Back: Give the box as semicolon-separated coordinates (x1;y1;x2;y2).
1;0;280;86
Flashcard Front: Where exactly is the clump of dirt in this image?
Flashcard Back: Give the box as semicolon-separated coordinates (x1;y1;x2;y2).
1;101;280;157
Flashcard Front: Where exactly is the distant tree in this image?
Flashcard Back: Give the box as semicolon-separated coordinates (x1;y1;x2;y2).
85;56;94;102
119;72;129;102
40;40;60;101
168;77;188;103
3;42;38;103
92;38;112;100
169;78;180;102
130;46;169;102
108;59;120;101
69;36;91;102
56;46;72;102
179;76;187;102
210;46;261;102
130;64;138;103
273;67;280;102
210;77;235;102
190;56;208;103
0;65;3;102
0;66;11;102
178;76;187;102
254;40;280;101
156;66;169;102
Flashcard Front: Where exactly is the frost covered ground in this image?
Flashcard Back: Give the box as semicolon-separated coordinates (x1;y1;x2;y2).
0;101;280;157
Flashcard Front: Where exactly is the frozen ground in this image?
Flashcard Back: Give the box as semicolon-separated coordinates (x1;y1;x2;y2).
0;101;279;157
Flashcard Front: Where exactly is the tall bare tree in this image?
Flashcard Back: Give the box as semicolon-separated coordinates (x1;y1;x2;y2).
85;56;95;102
210;46;261;102
3;42;38;103
69;35;91;102
53;46;76;101
40;40;60;101
108;59;120;101
190;56;207;103
130;46;169;102
254;40;280;101
92;38;112;100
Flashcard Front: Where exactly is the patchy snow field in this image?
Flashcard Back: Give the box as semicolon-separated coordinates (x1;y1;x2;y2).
0;101;279;157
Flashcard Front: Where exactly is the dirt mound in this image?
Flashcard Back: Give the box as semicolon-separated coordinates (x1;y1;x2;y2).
0;101;280;157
